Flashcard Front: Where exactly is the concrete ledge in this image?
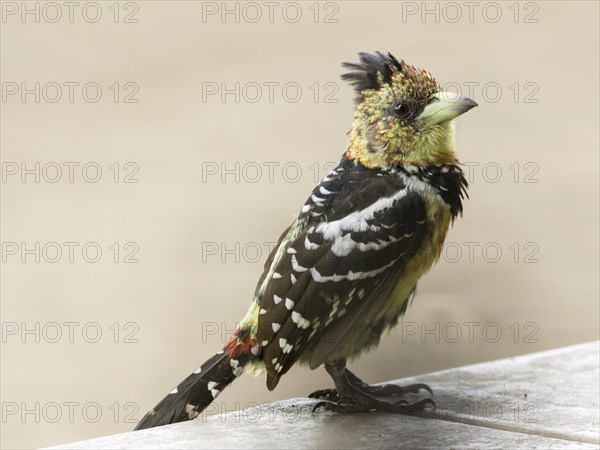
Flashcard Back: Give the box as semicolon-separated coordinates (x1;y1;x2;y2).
49;342;600;449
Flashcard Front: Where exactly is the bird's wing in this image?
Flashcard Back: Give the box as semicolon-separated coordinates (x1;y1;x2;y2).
256;159;428;389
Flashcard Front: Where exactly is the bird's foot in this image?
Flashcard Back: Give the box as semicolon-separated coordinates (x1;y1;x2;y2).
310;364;435;414
312;387;435;414
308;369;432;400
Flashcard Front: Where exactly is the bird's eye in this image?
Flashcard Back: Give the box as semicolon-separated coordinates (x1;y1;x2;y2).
392;101;411;119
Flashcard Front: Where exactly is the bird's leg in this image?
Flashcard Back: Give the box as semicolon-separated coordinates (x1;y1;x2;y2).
311;361;435;414
307;360;348;402
309;367;432;400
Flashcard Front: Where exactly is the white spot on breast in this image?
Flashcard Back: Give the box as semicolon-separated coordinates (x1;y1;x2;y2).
304;235;320;250
329;234;357;257
315;189;408;241
311;194;325;204
285;298;295;310
401;172;445;205
291;311;311;329
291;255;308;272
310;254;402;283
328;225;412;258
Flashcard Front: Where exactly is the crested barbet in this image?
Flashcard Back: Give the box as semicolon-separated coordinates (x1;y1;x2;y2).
135;51;477;429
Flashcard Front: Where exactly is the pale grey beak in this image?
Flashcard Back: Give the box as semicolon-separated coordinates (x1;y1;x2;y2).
417;92;478;127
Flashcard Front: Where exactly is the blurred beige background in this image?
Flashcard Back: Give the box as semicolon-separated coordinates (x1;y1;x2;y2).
1;1;598;448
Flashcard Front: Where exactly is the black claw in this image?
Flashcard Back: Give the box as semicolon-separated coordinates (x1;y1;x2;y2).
312;401;330;413
404;383;434;395
418;384;434;395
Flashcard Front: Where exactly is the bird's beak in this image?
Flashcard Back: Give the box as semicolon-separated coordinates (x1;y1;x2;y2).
417;92;478;127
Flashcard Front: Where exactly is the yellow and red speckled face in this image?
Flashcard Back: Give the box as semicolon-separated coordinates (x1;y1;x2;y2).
345;59;475;169
354;63;440;126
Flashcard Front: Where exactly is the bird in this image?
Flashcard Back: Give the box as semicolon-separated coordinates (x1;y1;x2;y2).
135;51;477;430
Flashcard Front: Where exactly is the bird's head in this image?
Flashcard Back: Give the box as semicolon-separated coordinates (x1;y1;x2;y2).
342;52;477;168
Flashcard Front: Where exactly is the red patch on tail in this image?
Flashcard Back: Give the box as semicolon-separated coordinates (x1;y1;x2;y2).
223;328;255;359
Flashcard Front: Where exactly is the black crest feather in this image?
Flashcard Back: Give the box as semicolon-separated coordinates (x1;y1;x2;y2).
341;51;402;103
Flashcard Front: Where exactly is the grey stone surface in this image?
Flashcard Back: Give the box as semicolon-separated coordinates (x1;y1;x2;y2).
49;341;600;449
402;340;600;445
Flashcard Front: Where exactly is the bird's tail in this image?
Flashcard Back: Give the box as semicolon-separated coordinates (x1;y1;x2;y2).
135;327;257;430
